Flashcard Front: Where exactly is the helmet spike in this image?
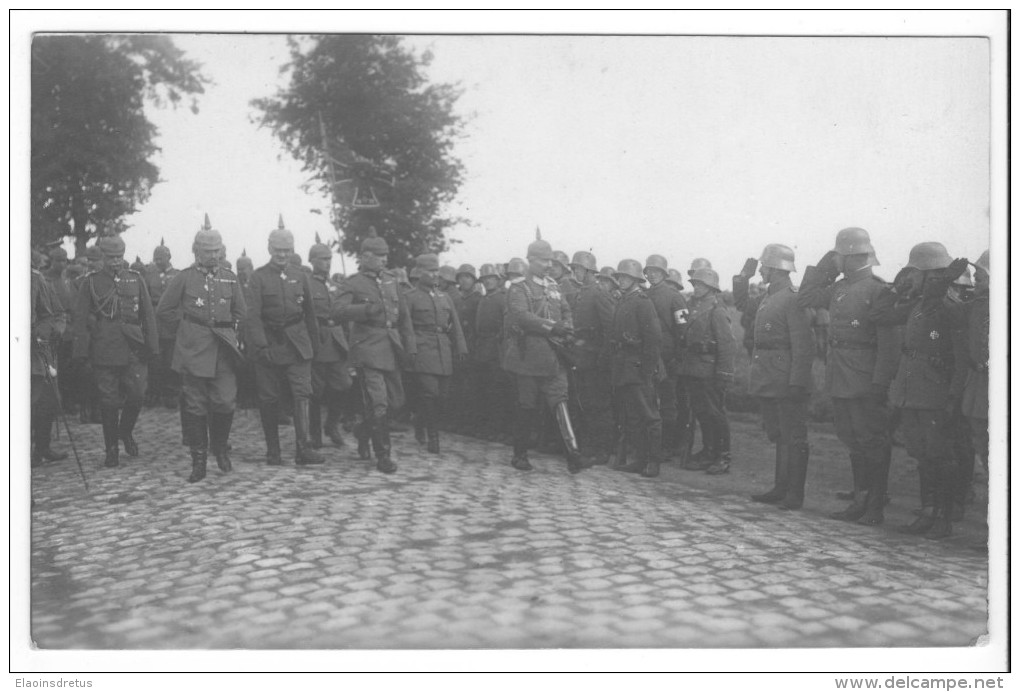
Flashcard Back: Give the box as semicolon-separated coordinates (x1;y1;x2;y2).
315;231;322;244
278;214;285;230
241;248;247;257
160;237;166;247
203;213;212;230
535;226;542;241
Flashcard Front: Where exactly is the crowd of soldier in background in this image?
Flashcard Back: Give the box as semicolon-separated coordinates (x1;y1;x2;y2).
30;219;989;540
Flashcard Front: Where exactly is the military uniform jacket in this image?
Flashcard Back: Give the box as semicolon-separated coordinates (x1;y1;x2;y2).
457;288;482;350
570;281;615;371
245;263;319;365
609;286;661;386
156;264;247;377
559;276;582;311
145;265;180;340
406;286;468;376
31;269;61;376
957;289;988;419
735;275;813;398
333;269;415;372
472;288;506;365
309;272;350;364
646;281;688;375
872;286;962;411
73;267;159;366
798;265;899;398
43;271;74;340
677;292;735;380
502;275;572;377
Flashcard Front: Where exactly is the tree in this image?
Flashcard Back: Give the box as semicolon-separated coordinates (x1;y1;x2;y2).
252;35;467;269
31;35;208;254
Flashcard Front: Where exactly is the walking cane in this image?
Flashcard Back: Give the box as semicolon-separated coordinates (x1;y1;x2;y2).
36;344;90;493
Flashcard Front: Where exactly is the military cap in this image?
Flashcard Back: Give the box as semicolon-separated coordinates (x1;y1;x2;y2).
569;251;598;273
236;253;254;271
478;263;500;280
598;266;620;288
834;227;875;257
130;256;146;272
527;227;553;260
687;257;712;276
268;214;295;250
308;243;332;261
153;238;171;260
506;257;528;277
194;227;224;252
614;259;646;283
905;242;951;271
438;265;457;283
759;244;796;272
416;254;441;271
98;235;126;255
689;267;721;291
665;268;684;289
644;254;669;273
974;249;990;275
85;245;103;260
551;250;571;270
360;226;389;255
456;263;477;280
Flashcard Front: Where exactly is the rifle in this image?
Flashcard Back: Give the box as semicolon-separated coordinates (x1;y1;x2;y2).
35;343;89;493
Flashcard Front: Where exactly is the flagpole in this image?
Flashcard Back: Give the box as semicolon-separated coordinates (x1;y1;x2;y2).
318;111;347;276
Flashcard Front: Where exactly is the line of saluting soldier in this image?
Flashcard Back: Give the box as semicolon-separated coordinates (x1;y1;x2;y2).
30;217;989;541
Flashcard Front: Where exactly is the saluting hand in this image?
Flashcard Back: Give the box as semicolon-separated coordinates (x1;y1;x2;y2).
739;258;759;279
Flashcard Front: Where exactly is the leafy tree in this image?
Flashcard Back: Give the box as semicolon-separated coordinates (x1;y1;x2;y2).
31;35;208;254
253;35;467;269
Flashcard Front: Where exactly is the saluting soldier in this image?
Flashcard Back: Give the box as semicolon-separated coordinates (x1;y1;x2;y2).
31;252;67;465
736;245;814;510
72;235;159;468
145;238;181;408
404;254;468;453
503;231;588;474
798;228;899;525
306;241;352;450
244;218;323;466
678;266;736;474
568;250;616;465
609;259;664;478
644;254;689;463
958;250;989;491
156;222;246;482
872;243;968;539
333;229;416;474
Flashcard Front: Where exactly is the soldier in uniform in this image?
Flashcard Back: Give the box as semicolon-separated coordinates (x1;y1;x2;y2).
72;235;159;468
598;266;622;301
472;263;512;441
245;220;324;466
959;250;989;487
233;250;258;411
503;232;588;474
644;254;689;463
145;238;181;408
43;247;76;411
333;230;416;474
404;254;468;453
873;242;968;539
156;225;246;482
736;246;814;509
450;263;481;431
609;259;664;477
552;250;580;308
568;250;615;465
798;228;898;524
31;252;67;465
678;266;736;473
72;245;105;424
306;242;352;450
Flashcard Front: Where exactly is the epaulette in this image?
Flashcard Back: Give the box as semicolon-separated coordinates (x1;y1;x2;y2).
124;268;143;278
509;276;525;284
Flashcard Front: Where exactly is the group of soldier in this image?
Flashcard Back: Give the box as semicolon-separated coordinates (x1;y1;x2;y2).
30;218;989;540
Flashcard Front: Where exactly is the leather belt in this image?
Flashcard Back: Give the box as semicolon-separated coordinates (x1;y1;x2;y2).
688;343;718;355
267;314;305;330
184;313;233;329
902;346;950;371
101;315;140;326
828;338;876;350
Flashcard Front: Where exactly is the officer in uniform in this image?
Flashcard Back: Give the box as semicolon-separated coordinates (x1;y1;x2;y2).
145;238;181;408
503;231;588;474
568;250;615;465
245;219;324;466
72;235;159;468
333;229;416;474
678;266;736;473
156;225;246;482
472;263;512;441
960;250;989;478
43;247;76;412
31;254;67;465
736;246;814;509
306;242;352;450
609;259;664;477
799;228;899;524
644;254;689;463
873;242;968;539
404;254;468;453
451;264;481;431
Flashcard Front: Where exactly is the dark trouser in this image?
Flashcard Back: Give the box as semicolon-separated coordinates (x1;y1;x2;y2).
673;376;693;452
615;380;663;465
685;376;730;459
181;348;237;416
31;373;58;454
95;359;148;409
968;416;988;464
150;337;180;404
900;407;957;517
576;367;615;461
832;396;892;505
475;361;513;438
759;395;809;503
656;373;678;453
254;359;313;407
514;366;581;466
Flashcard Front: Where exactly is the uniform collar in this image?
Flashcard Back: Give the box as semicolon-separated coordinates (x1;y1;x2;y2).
845;266;874;284
767;274;792;295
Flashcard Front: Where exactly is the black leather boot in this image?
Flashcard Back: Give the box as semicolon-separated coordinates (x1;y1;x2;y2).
778;442;808;510
101;408;121;468
356;417;373;460
511;407;534;471
188;448;208;483
426;399;440;454
119;404;141;457
209;411;233;472
294;400;325;465
325;390;346;447
374;414;397;474
641;426;664;478
308;400;323;449
33;414;67;463
858;444;891;526
555;401;588;474
259;405;282;465
752;442;788;503
925;465;955;540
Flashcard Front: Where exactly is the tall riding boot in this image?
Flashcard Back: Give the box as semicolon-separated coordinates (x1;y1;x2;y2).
425;398;440;454
555;401;588;474
926;463;955;539
779;442;809;510
659;418;676;462
618;419;647;474
325;390;346;447
209;411;234;472
829;454;868;520
858;444;891;526
355;415;373;460
185;412;209;483
308;400;323;449
674;418;693;467
259;405;282;465
119;403;141;457
414;400;427;445
752;442;789;503
686;417;717;471
294;399;325;465
900;463;939;534
101;407;121;468
33;412;67;463
511;407;534;471
373;413;397;474
641;425;664;478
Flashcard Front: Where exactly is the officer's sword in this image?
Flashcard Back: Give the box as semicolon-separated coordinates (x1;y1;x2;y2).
36;344;89;493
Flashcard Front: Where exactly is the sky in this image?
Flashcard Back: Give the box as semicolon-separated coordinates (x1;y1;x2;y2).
69;29;992;283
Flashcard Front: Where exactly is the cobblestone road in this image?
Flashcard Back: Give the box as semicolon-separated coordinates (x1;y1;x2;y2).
29;409;988;650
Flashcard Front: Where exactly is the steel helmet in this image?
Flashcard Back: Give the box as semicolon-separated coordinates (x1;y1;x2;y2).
905;242;951;271
527;227;553;260
438;265;457;283
688;257;712;276
416;254;441;272
552;250;571;270
759;243;797;272
456;263;477;280
569;250;598;273
665;268;684;289
478;263;500;280
506;257;528;277
974;249;990;275
598;265;620;288
393;267;410;284
644;254;669;273
834;227;876;256
409;266;421;280
689;267;721;291
614;259;646;283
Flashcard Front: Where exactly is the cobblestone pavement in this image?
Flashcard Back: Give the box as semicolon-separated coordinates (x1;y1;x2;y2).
29;409;988;649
